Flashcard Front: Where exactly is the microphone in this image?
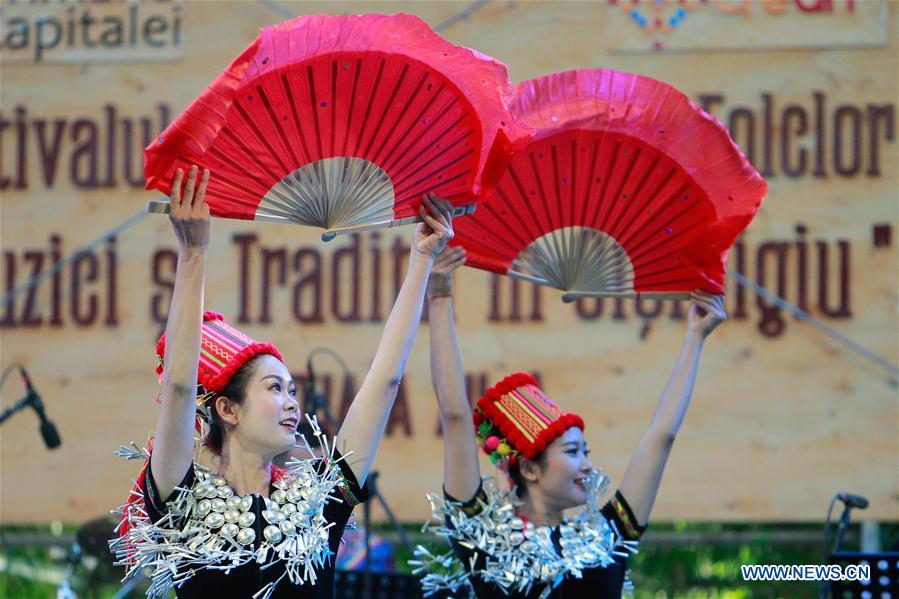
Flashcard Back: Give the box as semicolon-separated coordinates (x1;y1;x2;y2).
303;357;318;410
298;357;326;443
836;493;868;509
300;352;343;437
19;366;61;449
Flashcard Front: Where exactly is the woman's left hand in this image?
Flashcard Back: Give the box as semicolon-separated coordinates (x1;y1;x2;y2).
686;291;726;338
413;193;455;261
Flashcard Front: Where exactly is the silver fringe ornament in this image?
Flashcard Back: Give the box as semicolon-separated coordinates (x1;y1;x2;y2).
110;416;350;599
410;469;638;599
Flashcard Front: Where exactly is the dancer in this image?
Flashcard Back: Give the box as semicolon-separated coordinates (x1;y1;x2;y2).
415;246;726;598
112;166;455;598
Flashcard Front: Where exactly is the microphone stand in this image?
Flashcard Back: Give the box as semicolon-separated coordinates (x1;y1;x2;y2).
302;349;411;597
0;393;36;425
55;543;81;599
362;470;412;599
819;494;863;599
818;504;854;599
0;364;61;448
832;503;853;554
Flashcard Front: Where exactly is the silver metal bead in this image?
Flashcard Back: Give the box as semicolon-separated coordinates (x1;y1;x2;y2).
279;503;297;517
192;485;207;499
223;509;240;524
239;496;253;512
237;512;256;528
273;479;287;490
509;532;525;545
290;512;308;526
509;517;525;531
225;496;242;511
221;523;239;538
236;528;256;545
211;499;227;513
296;500;315;516
195;499;212;518
279;520;296;536
262;510;280;525
263;525;283;544
285;489;302;504
495;523;511;537
520;541;537;553
270;490;287;504
211;476;227;487
204;512;225;529
204;485;218;499
217;485;234;499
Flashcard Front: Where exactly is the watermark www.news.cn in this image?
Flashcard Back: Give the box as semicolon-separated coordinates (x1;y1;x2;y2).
741;564;870;581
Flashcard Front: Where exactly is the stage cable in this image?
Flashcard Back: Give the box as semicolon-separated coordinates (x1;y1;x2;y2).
729;271;898;381
1;207;147;308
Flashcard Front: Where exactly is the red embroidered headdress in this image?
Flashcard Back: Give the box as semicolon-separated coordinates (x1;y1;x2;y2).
119;312;285;541
155;311;283;403
473;373;584;465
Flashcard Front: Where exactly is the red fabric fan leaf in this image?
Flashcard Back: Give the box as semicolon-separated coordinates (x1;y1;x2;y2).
145;13;530;237
453;69;767;296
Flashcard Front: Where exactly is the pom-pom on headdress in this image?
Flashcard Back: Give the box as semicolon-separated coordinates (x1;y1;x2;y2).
155;311;283;405
474;373;584;466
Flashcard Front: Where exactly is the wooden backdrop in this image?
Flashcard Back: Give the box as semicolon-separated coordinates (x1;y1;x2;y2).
1;0;896;523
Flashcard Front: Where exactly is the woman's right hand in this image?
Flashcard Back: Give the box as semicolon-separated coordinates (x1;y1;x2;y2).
169;165;211;254
428;246;466;296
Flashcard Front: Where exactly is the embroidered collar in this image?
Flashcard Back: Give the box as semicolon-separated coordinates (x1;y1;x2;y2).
411;469;638;599
111;418;347;599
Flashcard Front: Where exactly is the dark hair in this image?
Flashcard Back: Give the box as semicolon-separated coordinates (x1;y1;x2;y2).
205;359;258;454
508;452;548;498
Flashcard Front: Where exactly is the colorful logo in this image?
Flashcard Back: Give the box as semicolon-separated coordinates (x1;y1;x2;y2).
614;0;693;49
614;0;860;50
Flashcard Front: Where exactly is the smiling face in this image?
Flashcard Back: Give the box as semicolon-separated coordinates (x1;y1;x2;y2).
520;427;594;512
217;354;300;458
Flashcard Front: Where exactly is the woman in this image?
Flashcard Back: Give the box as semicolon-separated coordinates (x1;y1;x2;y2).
112;166;455;598
417;246;726;598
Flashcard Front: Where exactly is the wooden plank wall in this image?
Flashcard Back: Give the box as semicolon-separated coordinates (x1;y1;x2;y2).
0;0;896;523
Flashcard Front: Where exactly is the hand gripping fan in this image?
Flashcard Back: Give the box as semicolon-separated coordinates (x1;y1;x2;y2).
144;13;530;240
452;69;767;299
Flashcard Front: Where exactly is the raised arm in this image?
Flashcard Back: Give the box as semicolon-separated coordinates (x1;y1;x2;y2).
149;166;211;501
617;291;726;526
428;247;481;501
335;195;454;485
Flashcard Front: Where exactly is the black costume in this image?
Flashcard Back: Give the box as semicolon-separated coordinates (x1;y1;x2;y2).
445;485;645;599
112;444;368;599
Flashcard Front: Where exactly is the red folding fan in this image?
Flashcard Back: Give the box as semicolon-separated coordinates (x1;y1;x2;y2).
144;13;530;240
452;69;767;299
